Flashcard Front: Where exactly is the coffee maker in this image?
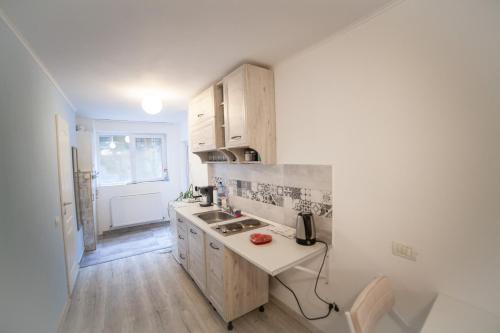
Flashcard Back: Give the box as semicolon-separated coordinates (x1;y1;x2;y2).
195;186;214;207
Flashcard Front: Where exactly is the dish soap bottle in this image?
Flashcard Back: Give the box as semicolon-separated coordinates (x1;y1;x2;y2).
217;181;225;207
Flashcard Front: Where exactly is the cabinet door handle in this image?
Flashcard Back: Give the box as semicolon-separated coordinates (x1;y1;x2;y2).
197;113;204;118
209;242;220;250
198;142;205;145
177;218;183;223
178;235;184;240
179;254;186;260
190;229;197;235
231;135;242;140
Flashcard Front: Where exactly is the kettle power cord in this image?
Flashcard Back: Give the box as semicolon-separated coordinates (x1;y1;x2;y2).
274;240;339;320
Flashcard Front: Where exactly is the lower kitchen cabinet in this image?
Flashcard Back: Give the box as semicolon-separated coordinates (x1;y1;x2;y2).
176;215;189;270
188;223;207;293
205;234;269;325
176;212;269;328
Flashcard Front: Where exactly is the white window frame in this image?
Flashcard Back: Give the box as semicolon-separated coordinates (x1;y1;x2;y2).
96;132;168;187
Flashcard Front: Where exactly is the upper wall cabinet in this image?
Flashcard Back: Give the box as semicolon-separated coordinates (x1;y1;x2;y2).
189;64;276;164
223;64;276;164
188;85;224;153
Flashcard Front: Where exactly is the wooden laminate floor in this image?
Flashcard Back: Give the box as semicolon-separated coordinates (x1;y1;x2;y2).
80;222;173;268
61;251;313;333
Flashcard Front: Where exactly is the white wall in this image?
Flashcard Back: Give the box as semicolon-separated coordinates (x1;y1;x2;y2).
78;119;187;234
0;11;83;333
272;0;500;331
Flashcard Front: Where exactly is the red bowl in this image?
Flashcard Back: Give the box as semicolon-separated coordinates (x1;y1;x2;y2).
250;233;272;245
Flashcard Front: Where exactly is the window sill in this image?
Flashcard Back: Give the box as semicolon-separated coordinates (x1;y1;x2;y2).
98;179;169;188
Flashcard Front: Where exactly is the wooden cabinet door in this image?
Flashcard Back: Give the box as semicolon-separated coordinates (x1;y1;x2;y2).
176;216;188;268
169;206;179;262
206;235;225;316
190;121;216;152
187;223;206;292
189;87;215;129
224;67;247;147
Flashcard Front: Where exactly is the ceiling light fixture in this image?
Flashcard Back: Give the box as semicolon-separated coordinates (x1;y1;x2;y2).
141;95;163;115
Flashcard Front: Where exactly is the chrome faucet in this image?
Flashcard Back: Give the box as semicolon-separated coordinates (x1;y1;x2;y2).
223;205;234;215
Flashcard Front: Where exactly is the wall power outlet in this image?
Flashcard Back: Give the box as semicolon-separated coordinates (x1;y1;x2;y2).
392;241;417;261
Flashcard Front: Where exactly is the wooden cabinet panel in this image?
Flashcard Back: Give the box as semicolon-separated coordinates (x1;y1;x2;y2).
190;121;216;152
206;235;225;314
223;249;269;321
176;216;188;269
178;240;188;270
224;66;247;147
188;223;206;292
177;209;269;326
169;205;179;262
188;64;275;163
189;86;215;129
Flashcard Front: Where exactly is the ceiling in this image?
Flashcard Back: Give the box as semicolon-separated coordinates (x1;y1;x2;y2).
0;0;393;122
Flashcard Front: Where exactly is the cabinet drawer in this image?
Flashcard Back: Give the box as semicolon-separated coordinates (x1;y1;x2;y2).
176;216;187;233
190;122;216;152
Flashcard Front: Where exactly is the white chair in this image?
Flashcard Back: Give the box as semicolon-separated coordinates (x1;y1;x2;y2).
345;276;413;333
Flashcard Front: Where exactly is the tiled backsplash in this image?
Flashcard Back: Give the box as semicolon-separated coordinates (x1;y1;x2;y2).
208;164;333;242
220;179;332;218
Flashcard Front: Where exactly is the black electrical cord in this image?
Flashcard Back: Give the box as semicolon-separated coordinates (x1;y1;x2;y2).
274;240;339;320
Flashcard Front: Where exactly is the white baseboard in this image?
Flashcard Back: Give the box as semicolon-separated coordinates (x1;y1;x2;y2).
58;260;81;333
57;295;71;333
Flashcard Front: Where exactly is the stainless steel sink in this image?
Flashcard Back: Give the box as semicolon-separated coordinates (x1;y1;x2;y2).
213;218;269;236
195;210;236;224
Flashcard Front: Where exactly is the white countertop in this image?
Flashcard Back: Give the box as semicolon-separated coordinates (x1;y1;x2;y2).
421;294;500;333
175;205;326;276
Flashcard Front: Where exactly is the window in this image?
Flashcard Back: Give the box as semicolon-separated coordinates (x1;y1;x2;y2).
97;134;168;186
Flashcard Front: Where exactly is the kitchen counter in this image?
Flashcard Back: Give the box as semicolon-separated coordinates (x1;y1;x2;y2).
175;205;326;276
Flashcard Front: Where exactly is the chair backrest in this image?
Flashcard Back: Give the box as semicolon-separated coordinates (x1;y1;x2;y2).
346;276;395;333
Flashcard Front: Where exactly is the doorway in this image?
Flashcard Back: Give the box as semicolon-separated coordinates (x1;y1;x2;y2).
55;114;80;295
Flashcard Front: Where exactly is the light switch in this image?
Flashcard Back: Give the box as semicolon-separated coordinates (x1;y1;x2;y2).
392;241;417;261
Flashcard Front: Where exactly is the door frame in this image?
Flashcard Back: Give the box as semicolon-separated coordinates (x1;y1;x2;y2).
55;114;79;295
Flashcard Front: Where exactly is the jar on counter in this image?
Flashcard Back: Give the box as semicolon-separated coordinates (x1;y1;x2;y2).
245;150;253;161
250;150;257;161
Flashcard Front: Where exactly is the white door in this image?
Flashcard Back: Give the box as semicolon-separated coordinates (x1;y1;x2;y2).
55;114;79;295
224;67;247;147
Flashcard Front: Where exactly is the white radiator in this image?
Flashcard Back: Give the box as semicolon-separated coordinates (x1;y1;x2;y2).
110;192;164;228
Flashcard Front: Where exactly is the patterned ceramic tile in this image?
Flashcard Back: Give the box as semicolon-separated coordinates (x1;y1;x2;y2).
210;176;332;218
277;186;284;196
300;188;312;201
285;186;301;200
293;199;312;213
283;196;294;209
311;202;322;216
322;191;332;205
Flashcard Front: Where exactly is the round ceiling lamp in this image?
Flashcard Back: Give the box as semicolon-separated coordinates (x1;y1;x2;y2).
141;95;163;115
